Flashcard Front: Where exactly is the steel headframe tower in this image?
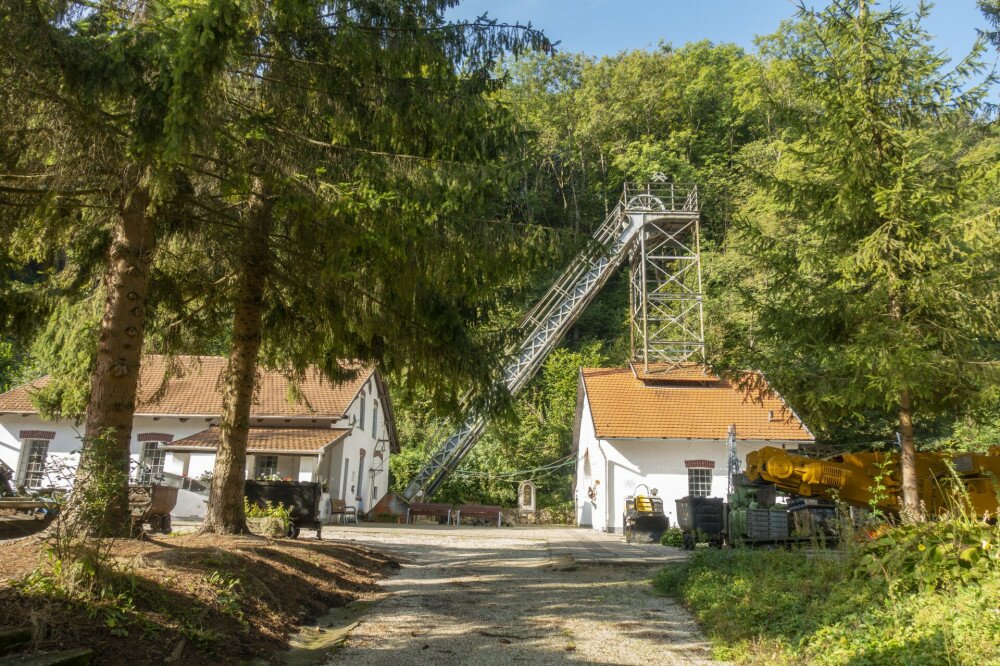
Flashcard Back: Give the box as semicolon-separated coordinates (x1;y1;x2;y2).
627;175;705;373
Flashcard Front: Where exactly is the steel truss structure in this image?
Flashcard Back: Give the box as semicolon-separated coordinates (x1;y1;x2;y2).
627;179;704;373
403;179;702;501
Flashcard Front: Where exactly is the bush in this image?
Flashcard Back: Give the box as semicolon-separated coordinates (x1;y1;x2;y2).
856;515;999;592
243;498;291;521
654;517;1000;664
660;527;684;547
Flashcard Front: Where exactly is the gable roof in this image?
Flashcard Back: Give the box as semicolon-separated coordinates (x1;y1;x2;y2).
578;365;813;442
163;426;350;455
0;355;370;419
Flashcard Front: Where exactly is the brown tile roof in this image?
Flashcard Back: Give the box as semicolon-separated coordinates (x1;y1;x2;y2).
580;366;813;442
163;426;350;454
0;355;372;419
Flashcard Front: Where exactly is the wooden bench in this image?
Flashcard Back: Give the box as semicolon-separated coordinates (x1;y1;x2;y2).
455;504;502;527
406;502;453;525
329;498;358;524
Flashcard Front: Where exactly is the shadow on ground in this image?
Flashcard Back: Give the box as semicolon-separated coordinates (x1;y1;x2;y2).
325;527;715;665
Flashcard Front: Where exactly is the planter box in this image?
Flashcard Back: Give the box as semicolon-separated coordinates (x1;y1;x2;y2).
246;516;288;538
245;480;323;539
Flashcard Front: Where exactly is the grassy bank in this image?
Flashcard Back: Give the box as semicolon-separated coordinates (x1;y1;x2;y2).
654;522;1000;665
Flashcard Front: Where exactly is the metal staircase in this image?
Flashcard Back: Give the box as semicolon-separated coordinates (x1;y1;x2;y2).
403;180;699;500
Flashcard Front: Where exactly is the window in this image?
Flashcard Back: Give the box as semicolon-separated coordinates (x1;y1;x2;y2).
139;441;166;483
19;439;49;488
372;400;378;437
688;467;713;497
359;392;366;429
254;455;279;478
341;462;350;500
356;449;367;502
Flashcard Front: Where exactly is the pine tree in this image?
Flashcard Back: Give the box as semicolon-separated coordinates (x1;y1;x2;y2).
160;1;552;533
720;0;1000;519
0;0;248;534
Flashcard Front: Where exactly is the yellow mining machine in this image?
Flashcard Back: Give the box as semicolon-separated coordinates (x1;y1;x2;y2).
745;446;1000;517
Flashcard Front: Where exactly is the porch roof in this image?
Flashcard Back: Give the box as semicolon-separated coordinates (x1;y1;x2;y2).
163;426;350;455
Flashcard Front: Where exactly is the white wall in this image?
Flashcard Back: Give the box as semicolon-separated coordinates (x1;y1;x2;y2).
0;414;208;488
0;375;395;517
574;394;783;532
331;377;391;514
575;397;601;528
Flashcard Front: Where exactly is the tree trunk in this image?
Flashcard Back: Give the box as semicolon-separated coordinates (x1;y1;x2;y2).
200;178;273;534
898;389;922;521
69;180;154;536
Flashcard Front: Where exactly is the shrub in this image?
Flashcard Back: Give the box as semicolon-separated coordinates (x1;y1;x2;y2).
856;515;1000;592
660;527;684;547
655;517;1000;665
243;498;291;522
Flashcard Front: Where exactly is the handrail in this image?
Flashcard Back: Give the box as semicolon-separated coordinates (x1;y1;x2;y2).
403;182;699;500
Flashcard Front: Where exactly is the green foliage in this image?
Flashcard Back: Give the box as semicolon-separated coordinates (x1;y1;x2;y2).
712;1;1000;447
982;0;1000;49
0;337;20;392
857;516;1000;592
26;297;102;418
502;41;763;241
205;571;244;622
392;341;606;507
656;525;1000;664
242;498;291;522
660;527;684;547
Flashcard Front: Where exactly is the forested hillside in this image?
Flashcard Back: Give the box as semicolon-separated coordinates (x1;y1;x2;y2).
2;0;998;513
389;5;1000;509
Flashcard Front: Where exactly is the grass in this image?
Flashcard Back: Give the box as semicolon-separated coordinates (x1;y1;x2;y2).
653;540;1000;665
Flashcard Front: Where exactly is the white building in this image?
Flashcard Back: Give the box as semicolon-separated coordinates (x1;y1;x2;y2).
573;364;814;532
0;355;397;520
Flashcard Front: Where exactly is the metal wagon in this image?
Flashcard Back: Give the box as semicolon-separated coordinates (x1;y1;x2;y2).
675;496;726;549
129;484;178;533
244;480;323;539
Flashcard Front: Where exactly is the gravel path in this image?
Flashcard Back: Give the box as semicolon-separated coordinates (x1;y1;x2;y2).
325;526;718;665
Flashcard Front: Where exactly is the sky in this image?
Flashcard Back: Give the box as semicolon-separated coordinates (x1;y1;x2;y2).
447;1;995;67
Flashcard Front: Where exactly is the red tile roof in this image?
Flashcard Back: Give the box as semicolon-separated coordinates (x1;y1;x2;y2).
164;426;350;454
580;366;813;442
0;355;371;419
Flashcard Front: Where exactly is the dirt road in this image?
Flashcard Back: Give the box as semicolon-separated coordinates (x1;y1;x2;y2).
324;525;718;665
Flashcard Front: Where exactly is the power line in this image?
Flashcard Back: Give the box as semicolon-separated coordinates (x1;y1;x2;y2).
449;453;576;482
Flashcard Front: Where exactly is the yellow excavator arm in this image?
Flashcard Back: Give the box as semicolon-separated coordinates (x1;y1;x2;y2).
746;446;1000;517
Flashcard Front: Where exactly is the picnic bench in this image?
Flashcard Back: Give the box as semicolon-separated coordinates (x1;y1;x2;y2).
455;504;503;527
329;498;358;524
406;502;453;525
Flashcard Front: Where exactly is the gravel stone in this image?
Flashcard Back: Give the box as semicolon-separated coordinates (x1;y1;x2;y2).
323;526;722;665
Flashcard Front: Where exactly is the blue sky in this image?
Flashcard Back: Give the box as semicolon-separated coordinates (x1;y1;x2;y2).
448;1;995;67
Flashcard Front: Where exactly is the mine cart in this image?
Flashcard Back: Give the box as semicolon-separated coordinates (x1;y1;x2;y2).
244;480;323;539
129;484;178;533
0;495;60;521
675;496;726;549
0;461;61;521
623;485;669;544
